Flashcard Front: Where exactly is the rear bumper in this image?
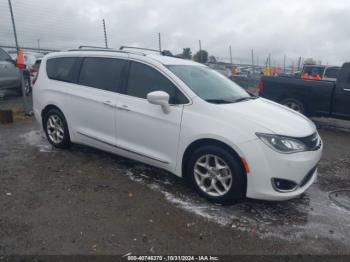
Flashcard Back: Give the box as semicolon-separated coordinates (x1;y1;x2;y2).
239;137;322;201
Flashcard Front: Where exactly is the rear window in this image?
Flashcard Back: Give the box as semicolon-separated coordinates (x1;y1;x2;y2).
324;67;340;79
34;60;41;67
302;66;325;76
78;57;127;92
46;57;80;83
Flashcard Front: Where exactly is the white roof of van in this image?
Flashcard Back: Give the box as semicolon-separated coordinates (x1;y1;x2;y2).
146;54;202;66
46;50;203;67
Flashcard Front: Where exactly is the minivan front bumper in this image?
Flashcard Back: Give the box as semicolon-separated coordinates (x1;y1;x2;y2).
239;137;322;201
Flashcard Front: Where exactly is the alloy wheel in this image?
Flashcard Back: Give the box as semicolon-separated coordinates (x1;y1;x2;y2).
46;114;65;144
194;154;233;197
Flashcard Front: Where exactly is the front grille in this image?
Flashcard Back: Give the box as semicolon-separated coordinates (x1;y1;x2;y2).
299;132;321;151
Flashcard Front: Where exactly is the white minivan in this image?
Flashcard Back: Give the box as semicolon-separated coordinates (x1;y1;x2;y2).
33;48;323;204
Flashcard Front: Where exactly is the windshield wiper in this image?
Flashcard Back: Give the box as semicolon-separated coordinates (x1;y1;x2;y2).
233;96;258;103
205;99;235;104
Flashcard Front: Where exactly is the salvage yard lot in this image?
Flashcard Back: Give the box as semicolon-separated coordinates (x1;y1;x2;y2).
0;118;350;255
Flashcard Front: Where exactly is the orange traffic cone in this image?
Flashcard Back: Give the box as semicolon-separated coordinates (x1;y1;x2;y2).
16;48;26;69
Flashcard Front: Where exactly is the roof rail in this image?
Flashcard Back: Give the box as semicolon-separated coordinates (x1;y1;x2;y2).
67;45;147;56
78;45;110;49
120;46;161;55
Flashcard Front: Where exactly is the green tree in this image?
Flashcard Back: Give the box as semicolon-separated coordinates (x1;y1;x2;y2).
182;48;192;59
193;50;208;63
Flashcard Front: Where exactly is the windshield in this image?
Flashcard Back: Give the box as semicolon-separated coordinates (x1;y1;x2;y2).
167;65;251;104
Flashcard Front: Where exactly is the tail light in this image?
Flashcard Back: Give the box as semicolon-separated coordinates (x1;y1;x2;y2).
30;67;38;73
257;79;264;93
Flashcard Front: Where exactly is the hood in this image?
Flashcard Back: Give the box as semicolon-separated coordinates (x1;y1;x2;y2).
218;97;316;137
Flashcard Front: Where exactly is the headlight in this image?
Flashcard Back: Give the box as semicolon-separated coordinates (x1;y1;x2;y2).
256;133;307;154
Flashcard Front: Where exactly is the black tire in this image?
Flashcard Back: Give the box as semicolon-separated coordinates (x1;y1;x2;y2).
23;76;32;96
17;76;32;96
186;145;246;205
281;98;305;115
43;108;71;149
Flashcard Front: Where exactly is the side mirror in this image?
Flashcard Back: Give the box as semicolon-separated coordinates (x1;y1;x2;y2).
6;58;16;65
147;91;170;113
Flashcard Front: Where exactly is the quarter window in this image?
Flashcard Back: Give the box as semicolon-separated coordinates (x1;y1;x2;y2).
46;57;80;83
126;62;188;104
78;57;126;92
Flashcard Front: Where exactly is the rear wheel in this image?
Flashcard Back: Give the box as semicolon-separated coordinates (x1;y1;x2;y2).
281;98;305;114
186;145;246;204
43;109;71;148
23;76;32;96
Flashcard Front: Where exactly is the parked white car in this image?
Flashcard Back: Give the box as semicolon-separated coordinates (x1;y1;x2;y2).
33;49;323;204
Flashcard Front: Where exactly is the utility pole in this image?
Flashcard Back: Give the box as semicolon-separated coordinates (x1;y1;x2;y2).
283;55;286;73
8;0;30;115
158;32;162;53
199;40;203;63
229;45;233;65
251;49;255;76
37;39;40;50
297;56;301;71
102;19;108;48
8;0;19;52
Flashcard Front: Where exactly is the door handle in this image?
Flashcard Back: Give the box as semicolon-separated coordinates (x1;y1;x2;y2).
116;104;131;111
102;100;116;108
344;88;350;92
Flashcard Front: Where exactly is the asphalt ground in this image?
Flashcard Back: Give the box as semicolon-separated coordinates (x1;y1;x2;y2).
0;96;350;255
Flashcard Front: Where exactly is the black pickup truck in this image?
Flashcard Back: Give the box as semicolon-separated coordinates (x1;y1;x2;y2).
259;62;350;120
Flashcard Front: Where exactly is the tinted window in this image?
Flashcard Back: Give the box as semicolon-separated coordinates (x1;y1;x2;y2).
338;64;350;85
78;57;126;92
302;66;325;76
47;57;80;83
0;49;10;61
126;62;188;104
324;67;340;79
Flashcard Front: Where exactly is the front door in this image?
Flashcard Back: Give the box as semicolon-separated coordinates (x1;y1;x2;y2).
115;60;189;170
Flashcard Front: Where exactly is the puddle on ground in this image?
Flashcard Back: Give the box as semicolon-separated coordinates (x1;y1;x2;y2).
329;190;350;210
117;161;350;245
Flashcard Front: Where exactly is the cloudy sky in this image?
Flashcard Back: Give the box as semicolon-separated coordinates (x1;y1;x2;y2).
0;0;349;65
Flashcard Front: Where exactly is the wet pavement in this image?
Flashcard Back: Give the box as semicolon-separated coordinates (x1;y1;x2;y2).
0;118;350;255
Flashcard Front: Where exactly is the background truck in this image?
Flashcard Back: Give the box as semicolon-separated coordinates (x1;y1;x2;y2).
258;62;350;120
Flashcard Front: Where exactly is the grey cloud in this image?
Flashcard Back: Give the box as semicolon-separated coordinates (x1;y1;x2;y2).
0;0;349;65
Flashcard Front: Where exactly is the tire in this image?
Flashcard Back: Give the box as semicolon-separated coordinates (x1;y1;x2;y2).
281;98;305;115
23;76;32;96
43;108;71;149
17;76;32;96
186;145;246;205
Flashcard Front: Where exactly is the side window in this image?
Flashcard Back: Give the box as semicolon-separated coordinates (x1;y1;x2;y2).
324;67;340;79
0;49;10;61
126;61;189;104
78;57;126;92
338;64;350;85
46;57;80;83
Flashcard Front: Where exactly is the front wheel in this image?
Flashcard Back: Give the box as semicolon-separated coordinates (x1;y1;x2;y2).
186;145;246;204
